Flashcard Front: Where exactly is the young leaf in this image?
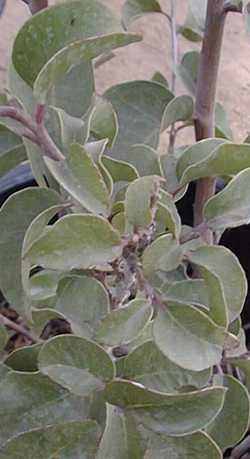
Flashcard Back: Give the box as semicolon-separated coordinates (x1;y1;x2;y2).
102;156;138;183
176;138;226;185
12;0;124;86
34;33;141;103
125;175;161;228
38;335;115;397
0;188;61;316
104;380;226;435
204;168;250;229
156;189;181;239
0;371;91;445
161;95;194;131
49;107;87;151
0;421;99;459
96;405;143;459
122;340;211;393
105;81;174;161
23;214;122;271
207;375;250;450
178;142;250;185
177;51;200;95
187;246;247;323
124;144;162;177
90;96;118;148
153;303;225;371
45;143;111;216
95;299;153;346
152;71;169;87
142;234;182;280
215;102;233;140
122;0;162;28
4;344;42;372
55;275;110;339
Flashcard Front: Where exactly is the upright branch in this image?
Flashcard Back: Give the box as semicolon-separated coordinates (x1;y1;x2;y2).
193;0;243;239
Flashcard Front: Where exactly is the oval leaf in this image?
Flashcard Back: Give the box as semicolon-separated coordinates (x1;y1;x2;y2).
207;375;250;450
38;335;115;397
23;214;122;271
142;234;182;280
125;175;161;228
204;168;250;229
188;245;247;323
96;299;153;346
153;303;225;371
161;95;193;131
55;275;110;338
45;143;111;216
0;421;99;459
104;380;226;435
123;340;211;393
122;0;162;28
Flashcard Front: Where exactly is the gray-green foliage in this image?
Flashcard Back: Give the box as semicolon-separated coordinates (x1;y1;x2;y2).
0;0;250;457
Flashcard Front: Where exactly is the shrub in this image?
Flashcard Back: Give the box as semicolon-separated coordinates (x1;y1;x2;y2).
0;0;250;457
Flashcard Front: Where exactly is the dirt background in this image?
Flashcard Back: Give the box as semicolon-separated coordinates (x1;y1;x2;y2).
1;0;250;144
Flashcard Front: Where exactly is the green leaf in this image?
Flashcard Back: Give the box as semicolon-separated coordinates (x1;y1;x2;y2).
160;152;188;201
125;175;161;228
122;0;162;28
45;143;111;216
48;62;95;118
142;234;182;280
0;188;61;315
153;303;225;371
165;279;209;309
188;246;247;325
156;189;181;239
23;214;122;271
204;168;250;229
161;95;194;131
90;96;118;148
28;270;61;306
0;421;99;459
38;335;115;397
142;429;222;459
207;375;250;450
152;71;169;87
104;380;226;435
193;268;228;328
4;344;41;372
0;324;8;353
124;144;162;177
180;0;207;42
102;156;138;183
105;81;174;161
215;102;233;140
12;0;123;86
95;299;153;346
229;358;250;393
34;33;141;103
0;371;91;445
49;107;87;151
178;142;250;185
55;275;110;338
176;138;227;185
31;308;66;338
96;405;143;459
177;51;200;95
123;340;211;393
0;125;26;178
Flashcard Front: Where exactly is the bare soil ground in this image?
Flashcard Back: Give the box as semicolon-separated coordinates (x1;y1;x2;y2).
1;0;250;144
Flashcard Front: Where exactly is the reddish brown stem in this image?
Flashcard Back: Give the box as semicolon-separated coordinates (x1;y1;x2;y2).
193;0;227;241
